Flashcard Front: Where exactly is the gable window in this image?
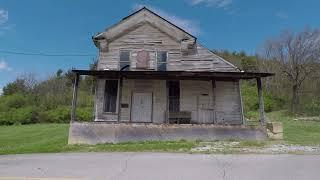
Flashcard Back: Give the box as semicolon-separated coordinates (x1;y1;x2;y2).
120;50;130;71
104;80;118;112
157;51;167;71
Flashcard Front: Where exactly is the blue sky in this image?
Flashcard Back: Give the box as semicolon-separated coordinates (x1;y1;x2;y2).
0;0;320;93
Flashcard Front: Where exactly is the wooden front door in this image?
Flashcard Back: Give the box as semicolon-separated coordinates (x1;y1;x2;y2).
131;92;152;122
198;94;214;124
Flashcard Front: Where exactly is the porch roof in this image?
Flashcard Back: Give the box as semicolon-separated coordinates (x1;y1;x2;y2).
72;70;274;80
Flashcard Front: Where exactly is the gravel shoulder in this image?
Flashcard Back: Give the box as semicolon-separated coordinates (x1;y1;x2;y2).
191;141;320;154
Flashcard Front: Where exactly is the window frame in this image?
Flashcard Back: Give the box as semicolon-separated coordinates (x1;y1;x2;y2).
156;51;168;71
167;80;180;112
103;79;120;113
119;50;131;71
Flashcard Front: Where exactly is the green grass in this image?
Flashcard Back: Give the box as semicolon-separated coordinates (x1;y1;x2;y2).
267;111;320;145
1;111;320;155
0;124;195;155
238;140;267;147
0;124;69;154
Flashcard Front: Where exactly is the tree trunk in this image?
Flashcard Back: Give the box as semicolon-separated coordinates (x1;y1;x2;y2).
291;84;299;114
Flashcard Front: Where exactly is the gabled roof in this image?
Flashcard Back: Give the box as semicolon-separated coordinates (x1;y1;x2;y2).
93;7;196;43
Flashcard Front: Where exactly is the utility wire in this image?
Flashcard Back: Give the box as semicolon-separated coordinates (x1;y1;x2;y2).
0;49;95;57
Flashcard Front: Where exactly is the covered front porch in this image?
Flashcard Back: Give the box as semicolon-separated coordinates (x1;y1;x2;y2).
68;70;273;144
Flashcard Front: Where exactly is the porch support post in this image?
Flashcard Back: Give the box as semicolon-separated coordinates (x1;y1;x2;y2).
117;77;123;123
71;73;80;122
256;77;265;126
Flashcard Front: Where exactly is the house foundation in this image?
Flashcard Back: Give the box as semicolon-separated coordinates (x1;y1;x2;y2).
68;121;267;144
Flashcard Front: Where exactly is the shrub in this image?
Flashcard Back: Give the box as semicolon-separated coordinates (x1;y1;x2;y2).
39;106;70;123
241;81;285;113
77;107;94;121
0;106;39;125
302;98;320;116
0;94;30;111
38;106;93;123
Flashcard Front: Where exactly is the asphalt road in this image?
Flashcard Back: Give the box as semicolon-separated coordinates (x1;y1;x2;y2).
0;152;319;180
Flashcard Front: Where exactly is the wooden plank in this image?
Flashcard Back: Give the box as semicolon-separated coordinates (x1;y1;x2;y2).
131;92;153;122
117;77;123;123
257;77;265;126
71;73;79;122
214;81;242;125
97;23;239;72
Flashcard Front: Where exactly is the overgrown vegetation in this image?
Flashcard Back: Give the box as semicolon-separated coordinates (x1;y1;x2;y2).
0;66;95;125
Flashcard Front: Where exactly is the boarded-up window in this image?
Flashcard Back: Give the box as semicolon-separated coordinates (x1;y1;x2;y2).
120;51;130;71
157;51;167;71
168;81;180;112
104;80;118;112
136;50;150;69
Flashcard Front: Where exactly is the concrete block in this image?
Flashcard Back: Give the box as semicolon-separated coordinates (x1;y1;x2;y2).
267;129;283;140
266;122;283;133
68;122;267;145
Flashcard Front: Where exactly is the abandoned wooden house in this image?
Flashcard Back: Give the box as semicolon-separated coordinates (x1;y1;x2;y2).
68;7;274;144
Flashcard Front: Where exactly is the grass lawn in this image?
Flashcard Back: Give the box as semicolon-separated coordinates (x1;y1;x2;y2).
0;111;319;155
267;111;320;145
0;124;194;155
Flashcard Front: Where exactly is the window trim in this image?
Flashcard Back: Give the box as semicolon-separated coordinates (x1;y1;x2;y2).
119;50;131;71
167;80;180;112
156;51;168;71
103;79;120;114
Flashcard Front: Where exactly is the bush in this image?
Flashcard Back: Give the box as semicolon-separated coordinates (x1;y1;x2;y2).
302;98;320;116
77;107;93;121
0;106;39;125
241;81;285;113
38;106;93;123
39;106;71;123
0;94;31;111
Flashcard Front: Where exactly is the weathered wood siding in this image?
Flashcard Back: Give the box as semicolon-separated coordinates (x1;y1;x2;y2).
95;78;167;123
214;80;243;125
95;79;243;124
180;80;215;123
97;23;238;72
95;79;118;121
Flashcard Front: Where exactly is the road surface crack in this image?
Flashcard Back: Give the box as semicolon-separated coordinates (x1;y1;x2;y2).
109;153;134;180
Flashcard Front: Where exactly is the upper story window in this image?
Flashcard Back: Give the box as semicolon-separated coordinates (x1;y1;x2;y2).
120;50;130;71
157;51;167;71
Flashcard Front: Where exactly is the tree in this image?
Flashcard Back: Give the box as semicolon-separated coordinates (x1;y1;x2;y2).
56;69;63;78
260;28;320;113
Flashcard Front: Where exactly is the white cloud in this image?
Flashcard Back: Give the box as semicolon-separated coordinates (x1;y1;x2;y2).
0;9;8;25
133;4;201;35
189;0;233;9
275;12;289;20
0;9;14;35
0;59;12;71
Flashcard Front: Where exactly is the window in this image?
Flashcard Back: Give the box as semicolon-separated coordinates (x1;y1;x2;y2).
157;51;167;71
104;80;118;112
120;51;130;71
168;81;180;112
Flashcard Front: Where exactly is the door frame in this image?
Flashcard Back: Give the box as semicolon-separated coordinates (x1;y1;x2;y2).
130;91;153;123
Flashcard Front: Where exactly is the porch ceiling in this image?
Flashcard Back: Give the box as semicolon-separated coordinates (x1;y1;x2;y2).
72;70;274;80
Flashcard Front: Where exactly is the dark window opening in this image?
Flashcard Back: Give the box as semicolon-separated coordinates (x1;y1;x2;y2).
104;80;118;112
120;51;130;71
168;81;180;112
157;51;167;71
